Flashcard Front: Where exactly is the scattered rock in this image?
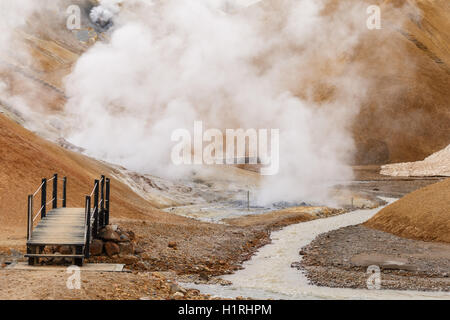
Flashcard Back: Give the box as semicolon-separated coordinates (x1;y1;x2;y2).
168;242;177;249
219;280;232;286
120;255;139;265
99;229;121;242
135;261;148;269
118;234;130;242
172;292;184;299
53;253;65;265
119;242;134;255
141;252;152;260
199;272;209;281
59;246;72;255
127;231;136;241
134;246;144;255
47;246;58;254
169;283;186;294
90;239;104;256
104;241;120;257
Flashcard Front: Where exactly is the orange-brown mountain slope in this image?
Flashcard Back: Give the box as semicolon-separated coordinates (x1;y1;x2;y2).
351;0;450;164
365;178;450;243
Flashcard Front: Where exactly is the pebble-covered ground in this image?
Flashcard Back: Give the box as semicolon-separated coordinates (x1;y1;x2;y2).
298;225;450;291
0;269;216;300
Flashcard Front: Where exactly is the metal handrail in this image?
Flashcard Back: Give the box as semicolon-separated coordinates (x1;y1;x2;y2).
27;174;67;241
31;174;61;198
89;182;98;197
32;181;45;197
33;205;45;222
91;206;97;220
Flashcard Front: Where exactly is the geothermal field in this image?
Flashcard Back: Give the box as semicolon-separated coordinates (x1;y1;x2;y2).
0;0;449;305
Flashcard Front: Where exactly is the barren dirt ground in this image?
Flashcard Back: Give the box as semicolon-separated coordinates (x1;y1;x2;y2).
0;269;215;300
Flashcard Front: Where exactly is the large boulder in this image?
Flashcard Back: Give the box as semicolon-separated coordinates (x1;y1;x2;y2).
104;241;120;257
90;239;104;256
99;228;120;242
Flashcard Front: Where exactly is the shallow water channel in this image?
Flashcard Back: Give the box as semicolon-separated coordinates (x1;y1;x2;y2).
184;198;450;300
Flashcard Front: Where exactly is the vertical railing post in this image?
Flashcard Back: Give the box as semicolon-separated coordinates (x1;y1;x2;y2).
105;178;110;226
41;178;47;218
62;177;67;208
100;175;105;228
85;196;91;258
93;180;99;239
27;195;33;240
52;173;58;209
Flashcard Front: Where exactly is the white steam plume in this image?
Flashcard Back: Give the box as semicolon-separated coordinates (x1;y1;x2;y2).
0;0;55;126
90;0;121;28
64;0;403;204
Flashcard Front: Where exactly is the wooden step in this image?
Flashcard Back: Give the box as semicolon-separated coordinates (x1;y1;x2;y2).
25;254;84;258
27;240;86;246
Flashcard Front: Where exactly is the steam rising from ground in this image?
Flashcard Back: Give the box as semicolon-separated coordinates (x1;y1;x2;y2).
90;0;121;29
0;0;412;205
64;0;384;205
0;0;59;130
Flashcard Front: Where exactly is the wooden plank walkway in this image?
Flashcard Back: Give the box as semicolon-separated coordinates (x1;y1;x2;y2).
27;208;87;246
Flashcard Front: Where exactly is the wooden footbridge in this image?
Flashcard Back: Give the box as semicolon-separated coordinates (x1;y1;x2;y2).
26;174;110;266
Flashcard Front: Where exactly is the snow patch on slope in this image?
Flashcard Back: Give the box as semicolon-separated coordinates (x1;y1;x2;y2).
381;145;450;177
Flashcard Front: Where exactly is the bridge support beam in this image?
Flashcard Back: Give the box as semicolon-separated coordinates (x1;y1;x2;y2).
62;177;67;208
52;173;58;209
93;180;99;239
105;178;110;226
41;178;47;218
85;196;91;259
27;195;32;240
100;175;105;228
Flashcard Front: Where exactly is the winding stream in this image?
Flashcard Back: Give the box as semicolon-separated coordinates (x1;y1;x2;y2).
185;198;450;300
